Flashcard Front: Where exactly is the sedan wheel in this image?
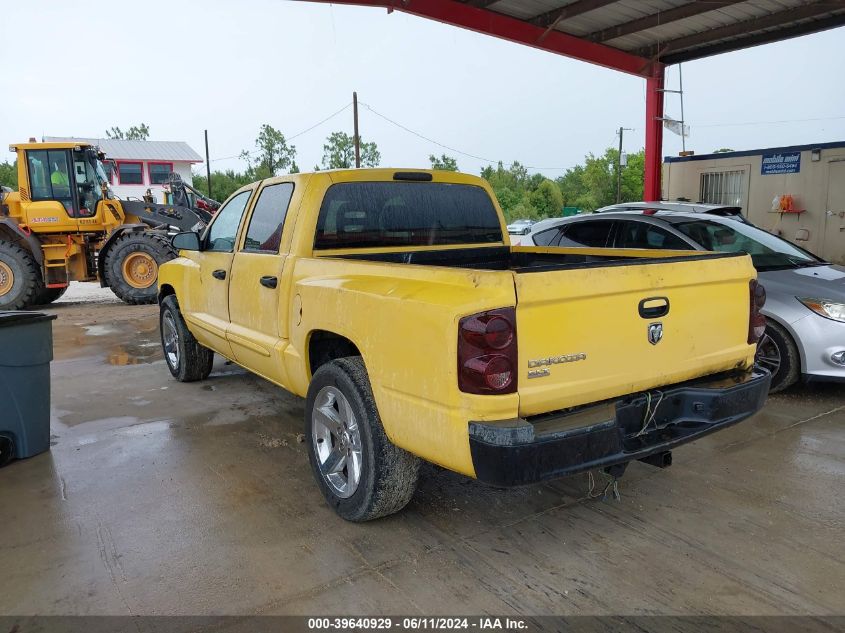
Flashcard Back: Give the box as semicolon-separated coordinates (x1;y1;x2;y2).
756;321;800;393
756;332;781;376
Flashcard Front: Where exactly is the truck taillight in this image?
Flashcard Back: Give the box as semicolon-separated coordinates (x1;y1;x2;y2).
458;308;517;395
749;279;767;344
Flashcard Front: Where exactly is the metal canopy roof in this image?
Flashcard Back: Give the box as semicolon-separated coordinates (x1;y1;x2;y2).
315;0;845;76
484;0;845;66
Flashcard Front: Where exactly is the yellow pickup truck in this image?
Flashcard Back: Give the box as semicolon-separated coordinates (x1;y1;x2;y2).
158;168;770;521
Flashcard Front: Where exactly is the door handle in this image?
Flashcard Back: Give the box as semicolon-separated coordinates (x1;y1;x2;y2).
260;275;278;289
212;269;226;280
639;297;670;319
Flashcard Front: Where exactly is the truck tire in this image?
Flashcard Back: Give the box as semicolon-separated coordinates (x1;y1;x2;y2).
104;232;176;305
31;285;68;306
159;295;214;382
757;320;800;393
0;241;42;310
306;357;420;521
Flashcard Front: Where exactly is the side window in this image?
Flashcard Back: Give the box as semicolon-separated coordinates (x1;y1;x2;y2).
117;162;144;185
615;221;691;250
148;163;173;185
242;183;295;253
559;221;614;247
28;149;74;213
532;227;562;247
205;190;253;252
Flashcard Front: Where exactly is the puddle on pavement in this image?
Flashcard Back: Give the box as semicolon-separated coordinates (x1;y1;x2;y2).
107;341;162;365
53;310;162;365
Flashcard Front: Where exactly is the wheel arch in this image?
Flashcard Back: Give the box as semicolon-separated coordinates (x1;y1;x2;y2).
158;283;176;305
307;329;363;379
0;219;44;265
763;313;806;373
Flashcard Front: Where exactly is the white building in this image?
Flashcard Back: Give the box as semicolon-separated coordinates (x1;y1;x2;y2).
44;136;203;202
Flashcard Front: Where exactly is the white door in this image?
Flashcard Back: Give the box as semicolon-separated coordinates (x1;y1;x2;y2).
824;161;845;265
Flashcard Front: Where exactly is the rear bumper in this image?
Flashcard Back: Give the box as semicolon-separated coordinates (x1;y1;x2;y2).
469;368;770;487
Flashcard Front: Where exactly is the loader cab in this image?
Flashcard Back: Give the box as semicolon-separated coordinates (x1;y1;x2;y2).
24;146;108;221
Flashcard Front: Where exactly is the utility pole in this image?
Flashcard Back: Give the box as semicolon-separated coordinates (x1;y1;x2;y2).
204;129;212;198
353;91;361;168
678;64;686;153
616;127;624;203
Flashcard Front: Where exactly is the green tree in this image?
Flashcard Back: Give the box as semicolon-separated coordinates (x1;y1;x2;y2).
321;131;380;169
713;148;734;153
191;169;253;202
554;147;645;212
429;154;459;171
0;160;17;189
106;123;150;140
241;124;297;178
529;179;564;217
481;161;538;222
556;164;590;209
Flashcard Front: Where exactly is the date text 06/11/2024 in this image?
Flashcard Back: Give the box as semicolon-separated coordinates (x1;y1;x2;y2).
307;617;528;630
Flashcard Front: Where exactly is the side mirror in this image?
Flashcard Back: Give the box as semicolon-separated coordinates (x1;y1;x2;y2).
172;231;201;251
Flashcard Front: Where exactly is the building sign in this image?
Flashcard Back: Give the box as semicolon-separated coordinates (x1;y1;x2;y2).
761;151;801;175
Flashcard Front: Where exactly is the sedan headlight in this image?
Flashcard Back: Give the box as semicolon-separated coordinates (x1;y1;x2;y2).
798;298;845;322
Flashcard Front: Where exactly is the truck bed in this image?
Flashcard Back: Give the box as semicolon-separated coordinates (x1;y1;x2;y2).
331;245;743;273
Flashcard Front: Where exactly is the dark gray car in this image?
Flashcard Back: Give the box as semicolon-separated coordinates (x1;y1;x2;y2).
526;209;845;392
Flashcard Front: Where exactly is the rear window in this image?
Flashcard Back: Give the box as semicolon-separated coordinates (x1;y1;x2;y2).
314;182;503;250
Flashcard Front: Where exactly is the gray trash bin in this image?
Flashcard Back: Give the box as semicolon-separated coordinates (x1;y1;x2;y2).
0;311;57;466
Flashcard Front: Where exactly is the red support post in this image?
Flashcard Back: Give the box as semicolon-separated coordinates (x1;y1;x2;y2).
644;66;665;201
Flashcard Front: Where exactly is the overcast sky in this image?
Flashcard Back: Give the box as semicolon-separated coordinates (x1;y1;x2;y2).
2;0;843;179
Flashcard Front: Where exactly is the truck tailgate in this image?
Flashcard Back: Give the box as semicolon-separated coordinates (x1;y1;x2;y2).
515;251;756;417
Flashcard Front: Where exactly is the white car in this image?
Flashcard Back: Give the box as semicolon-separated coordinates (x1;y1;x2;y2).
506;219;534;235
594;201;749;222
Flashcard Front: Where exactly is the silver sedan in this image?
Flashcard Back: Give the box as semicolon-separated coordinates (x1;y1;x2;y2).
525;210;845;392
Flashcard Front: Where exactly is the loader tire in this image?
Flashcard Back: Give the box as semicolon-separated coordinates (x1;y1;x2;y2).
104;232;176;305
160;295;214;382
0;241;42;310
306;357;420;522
31;285;68;306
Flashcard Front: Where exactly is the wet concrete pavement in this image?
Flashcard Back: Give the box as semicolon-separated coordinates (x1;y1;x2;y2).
1;284;843;615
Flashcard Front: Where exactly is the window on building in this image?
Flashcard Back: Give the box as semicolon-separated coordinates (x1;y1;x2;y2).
243;183;295;253
148;162;174;185
117;162;144;185
699;170;745;206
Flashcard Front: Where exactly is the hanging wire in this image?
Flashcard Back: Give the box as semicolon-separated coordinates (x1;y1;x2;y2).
359;101;576;171
208;102;352;163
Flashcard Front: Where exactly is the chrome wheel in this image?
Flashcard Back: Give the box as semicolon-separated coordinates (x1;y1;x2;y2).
756;331;781;376
311;385;362;499
162;311;180;370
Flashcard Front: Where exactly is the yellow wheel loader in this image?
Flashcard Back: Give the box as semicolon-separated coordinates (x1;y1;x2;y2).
0;141;211;309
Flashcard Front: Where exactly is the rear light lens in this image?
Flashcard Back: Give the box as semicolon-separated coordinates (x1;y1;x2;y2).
749;279;767;344
458;308;517;395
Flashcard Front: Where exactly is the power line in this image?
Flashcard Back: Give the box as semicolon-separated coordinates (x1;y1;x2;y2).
360;101;575;171
359;101;499;164
208;102;352;163
695;114;845;128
